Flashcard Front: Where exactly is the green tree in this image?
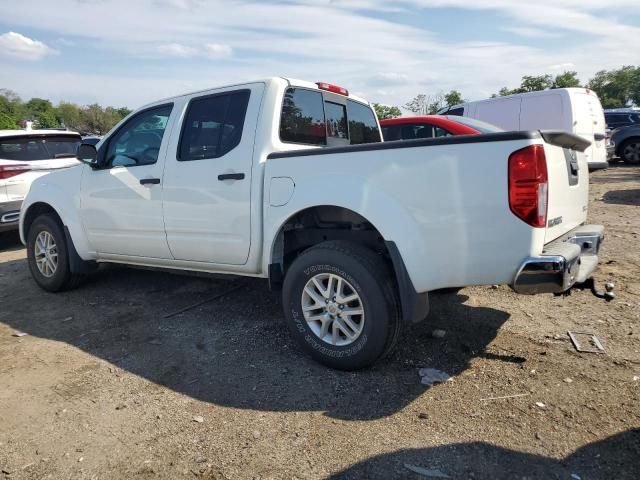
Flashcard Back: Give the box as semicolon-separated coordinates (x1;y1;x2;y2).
587;66;640;108
372;103;402;120
444;90;464;107
404;90;465;115
35;110;59;129
552;71;581;89
520;74;553;92
56;101;81;129
0;112;17;129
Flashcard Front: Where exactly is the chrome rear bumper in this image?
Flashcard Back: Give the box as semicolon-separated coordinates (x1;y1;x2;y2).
512;224;604;295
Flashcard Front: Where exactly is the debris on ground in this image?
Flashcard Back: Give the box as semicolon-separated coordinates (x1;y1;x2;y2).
404;463;451;478
12;332;27;337
62;317;73;322
418;368;450;386
535;402;546;409
568;331;606;354
564;377;573;383
192;416;204;423
480;393;529;401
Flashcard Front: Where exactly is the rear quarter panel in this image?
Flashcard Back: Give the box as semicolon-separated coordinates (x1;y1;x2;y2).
264;139;546;292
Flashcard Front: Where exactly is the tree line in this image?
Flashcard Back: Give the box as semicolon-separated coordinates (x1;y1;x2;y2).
0;88;132;135
374;65;640;120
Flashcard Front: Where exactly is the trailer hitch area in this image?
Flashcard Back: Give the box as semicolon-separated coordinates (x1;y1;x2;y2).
554;278;615;301
579;278;615;301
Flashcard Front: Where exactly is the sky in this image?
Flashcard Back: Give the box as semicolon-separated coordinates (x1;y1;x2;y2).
1;0;640;110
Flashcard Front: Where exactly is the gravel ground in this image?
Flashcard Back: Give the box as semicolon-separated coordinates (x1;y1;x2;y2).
0;165;639;480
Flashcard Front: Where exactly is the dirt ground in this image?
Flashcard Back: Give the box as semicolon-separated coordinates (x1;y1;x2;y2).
0;165;639;480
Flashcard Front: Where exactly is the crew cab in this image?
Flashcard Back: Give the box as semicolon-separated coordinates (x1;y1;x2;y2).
1;130;81;232
20;77;604;370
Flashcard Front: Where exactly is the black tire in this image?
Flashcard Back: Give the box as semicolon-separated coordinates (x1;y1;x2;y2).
26;214;84;292
619;138;640;165
282;240;401;370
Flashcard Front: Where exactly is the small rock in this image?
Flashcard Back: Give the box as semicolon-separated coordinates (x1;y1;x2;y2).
564;378;573;383
12;332;28;337
252;430;261;439
192;416;204;423
195;457;207;464
571;474;581;480
633;376;639;382
535;432;542;440
2;469;12;475
491;285;498;289
62;317;73;322
78;457;83;463
431;329;446;339
156;414;162;419
418;412;429;420
418;368;451;386
115;404;126;410
535;402;546;409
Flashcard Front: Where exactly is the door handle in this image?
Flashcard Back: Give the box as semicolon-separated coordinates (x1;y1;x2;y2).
218;173;245;181
140;178;161;185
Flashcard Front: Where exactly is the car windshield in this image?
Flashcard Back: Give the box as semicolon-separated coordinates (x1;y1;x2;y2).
442;115;503;133
0;136;81;161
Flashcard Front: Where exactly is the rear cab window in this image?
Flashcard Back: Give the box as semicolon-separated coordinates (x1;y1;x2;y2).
0;135;81;161
279;87;381;147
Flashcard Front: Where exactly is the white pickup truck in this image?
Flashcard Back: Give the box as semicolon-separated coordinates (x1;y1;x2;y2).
20;77;604;370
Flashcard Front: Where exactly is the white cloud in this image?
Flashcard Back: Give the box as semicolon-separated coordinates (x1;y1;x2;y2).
0;0;639;107
549;62;576;70
0;31;57;60
158;43;199;58
204;43;232;58
500;26;561;38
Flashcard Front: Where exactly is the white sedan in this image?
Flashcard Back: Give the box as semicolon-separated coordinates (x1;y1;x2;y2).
0;130;81;232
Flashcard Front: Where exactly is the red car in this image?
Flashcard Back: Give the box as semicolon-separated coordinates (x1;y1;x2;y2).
380;115;502;141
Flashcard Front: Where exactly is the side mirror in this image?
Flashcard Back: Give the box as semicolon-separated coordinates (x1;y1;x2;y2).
77;143;99;168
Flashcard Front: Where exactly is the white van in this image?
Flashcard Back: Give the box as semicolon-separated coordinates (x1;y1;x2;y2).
440;88;608;170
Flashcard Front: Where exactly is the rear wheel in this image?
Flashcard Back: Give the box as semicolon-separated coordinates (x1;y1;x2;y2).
620;139;640;164
282;240;400;370
27;214;84;292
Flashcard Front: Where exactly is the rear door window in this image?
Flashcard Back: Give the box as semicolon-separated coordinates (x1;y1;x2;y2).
179;90;250;161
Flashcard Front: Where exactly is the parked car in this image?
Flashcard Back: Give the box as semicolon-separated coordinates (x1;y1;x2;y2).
380;115;501;141
81;136;102;146
604;109;640;130
0;130;81;232
20;77;604;370
610;124;640;164
439;88;608;171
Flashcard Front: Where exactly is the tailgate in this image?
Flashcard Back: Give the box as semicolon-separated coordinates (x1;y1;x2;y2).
541;132;590;243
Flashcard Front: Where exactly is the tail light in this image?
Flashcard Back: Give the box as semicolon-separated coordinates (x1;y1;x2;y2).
0;164;31;180
508;145;548;228
316;82;349;96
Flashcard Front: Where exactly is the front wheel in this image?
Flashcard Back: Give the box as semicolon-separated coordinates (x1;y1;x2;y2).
620;139;640;164
282;241;400;370
26;214;84;292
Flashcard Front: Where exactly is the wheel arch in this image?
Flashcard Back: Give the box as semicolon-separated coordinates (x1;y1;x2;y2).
267;204;428;323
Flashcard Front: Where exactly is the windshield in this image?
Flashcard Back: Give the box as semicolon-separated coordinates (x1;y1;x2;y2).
442;115;503;133
0;136;81;161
